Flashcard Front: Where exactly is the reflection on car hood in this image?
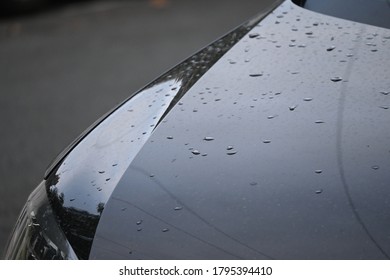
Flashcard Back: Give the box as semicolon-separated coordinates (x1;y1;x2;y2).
90;0;390;259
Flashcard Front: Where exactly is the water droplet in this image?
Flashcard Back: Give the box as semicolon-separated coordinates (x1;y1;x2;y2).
121;207;127;211
249;33;260;38
149;174;155;178
250;182;258;186
167;136;173;139
70;198;75;202
112;163;118;167
289;105;298;111
371;165;380;170
204;136;214;141
303;97;313;101
305;31;313;35
105;178;111;181
136;220;143;225
192;150;201;155
98;171;105;174
379;105;389;110
289;43;296;47
331;77;343;82
249;73;263;77
162;228;170;232
202;153;208;157
315;189;323;194
267;115;277;119
262;139;271;144
226;145;234;150
315;120;325;124
174;206;183;211
226;150;237;155
193;109;198;112
327;46;336;51
380;91;390;95
315;170;323;174
137;228;142;232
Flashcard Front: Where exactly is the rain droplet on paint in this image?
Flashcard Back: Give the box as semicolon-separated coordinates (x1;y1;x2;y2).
249;33;260;38
371;165;380;170
331;77;343;82
327;46;336;51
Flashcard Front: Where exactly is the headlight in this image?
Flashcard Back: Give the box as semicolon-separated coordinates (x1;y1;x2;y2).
4;181;78;260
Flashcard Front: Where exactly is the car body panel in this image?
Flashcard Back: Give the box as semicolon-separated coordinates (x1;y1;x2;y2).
298;0;390;30
89;0;390;259
43;0;284;259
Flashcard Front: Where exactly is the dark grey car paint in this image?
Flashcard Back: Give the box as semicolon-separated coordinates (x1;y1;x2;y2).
89;0;390;259
300;0;390;30
44;0;284;259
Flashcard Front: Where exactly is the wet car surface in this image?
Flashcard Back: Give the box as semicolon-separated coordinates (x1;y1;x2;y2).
0;0;278;256
5;0;390;259
90;1;390;259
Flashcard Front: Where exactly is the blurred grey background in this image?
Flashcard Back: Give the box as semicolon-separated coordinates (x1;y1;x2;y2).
0;0;274;256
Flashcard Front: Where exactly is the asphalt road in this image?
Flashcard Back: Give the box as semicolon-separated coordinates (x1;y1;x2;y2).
0;0;275;256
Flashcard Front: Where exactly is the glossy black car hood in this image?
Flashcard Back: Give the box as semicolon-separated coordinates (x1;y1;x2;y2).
89;0;390;259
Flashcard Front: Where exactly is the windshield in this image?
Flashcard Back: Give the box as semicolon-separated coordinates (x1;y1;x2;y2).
293;0;390;29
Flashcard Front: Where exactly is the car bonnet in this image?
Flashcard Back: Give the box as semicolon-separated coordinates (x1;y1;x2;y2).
89;0;390;259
